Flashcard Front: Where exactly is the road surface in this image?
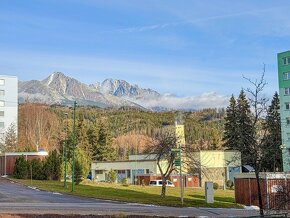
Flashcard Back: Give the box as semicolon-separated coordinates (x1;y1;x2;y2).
0;177;258;217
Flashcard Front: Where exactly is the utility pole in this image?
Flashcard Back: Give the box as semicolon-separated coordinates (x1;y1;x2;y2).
171;147;183;206
71;101;77;192
179;144;183;206
64;113;68;188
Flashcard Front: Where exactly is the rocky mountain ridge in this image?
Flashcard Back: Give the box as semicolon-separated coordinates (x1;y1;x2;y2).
18;72;159;109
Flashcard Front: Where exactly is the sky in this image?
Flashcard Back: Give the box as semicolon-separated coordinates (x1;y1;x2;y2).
1;0;290;102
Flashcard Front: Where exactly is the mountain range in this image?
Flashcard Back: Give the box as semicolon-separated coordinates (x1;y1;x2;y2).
18;72;229;110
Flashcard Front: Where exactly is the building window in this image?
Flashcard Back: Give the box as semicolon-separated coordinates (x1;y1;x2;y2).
146;169;150;174
0;122;4;128
284;72;290;80
287;117;290;125
0;101;4;107
95;170;103;174
0;111;4;116
285;88;290;95
283;57;290;65
127;170;131;178
0;79;4;86
287;133;290;140
286;103;290;110
0;90;4;96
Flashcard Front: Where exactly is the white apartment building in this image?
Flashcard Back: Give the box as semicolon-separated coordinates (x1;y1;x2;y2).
0;75;18;143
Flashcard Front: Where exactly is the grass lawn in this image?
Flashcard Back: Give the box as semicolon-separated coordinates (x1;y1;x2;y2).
13;178;242;208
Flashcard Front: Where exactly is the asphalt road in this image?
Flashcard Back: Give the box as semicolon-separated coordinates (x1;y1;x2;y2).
0;177;258;217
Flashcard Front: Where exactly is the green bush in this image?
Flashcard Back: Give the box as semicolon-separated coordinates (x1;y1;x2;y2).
121;177;128;186
30;159;46;180
43;150;61;181
108;169;117;183
213;182;219;190
226;180;234;188
14;155;28;179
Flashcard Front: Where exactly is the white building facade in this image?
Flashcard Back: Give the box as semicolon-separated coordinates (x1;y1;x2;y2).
0;75;18;143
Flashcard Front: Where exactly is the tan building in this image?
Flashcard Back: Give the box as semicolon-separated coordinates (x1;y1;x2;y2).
190;150;241;187
91;151;241;187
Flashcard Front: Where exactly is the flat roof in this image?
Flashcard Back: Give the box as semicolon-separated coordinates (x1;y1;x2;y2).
235;172;290;179
0;152;48;156
92;159;156;164
0;75;17;78
278;50;290;55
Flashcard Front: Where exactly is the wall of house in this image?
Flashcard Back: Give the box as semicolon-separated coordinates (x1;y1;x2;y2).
91;160;158;183
0;75;18;142
278;51;290;172
189;151;241;187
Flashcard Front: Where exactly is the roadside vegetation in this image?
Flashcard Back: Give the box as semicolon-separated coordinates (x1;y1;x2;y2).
13;178;242;208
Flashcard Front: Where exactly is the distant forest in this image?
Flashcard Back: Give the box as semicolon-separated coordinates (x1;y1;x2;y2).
17;103;226;160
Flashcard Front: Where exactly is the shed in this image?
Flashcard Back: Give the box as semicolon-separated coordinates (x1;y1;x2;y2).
234;173;290;210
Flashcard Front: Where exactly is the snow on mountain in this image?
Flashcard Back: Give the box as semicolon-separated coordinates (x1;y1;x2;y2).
18;72;229;110
90;78;160;99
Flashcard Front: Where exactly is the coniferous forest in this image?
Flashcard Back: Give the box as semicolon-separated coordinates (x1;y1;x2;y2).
16;103;226;161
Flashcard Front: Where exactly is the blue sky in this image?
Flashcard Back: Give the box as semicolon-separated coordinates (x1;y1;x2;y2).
1;0;290;98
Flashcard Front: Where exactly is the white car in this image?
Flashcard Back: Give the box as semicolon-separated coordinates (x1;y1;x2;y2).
149;180;175;187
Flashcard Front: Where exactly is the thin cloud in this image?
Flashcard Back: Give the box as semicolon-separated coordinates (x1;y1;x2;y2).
115;6;287;33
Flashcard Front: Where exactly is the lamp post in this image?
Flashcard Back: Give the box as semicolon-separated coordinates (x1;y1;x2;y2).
64;112;68;188
71;101;77;192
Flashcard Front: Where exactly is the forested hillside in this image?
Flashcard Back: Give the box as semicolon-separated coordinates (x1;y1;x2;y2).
16;103;226;160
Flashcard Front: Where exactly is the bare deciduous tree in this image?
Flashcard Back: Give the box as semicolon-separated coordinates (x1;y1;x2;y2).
239;68;275;216
4;123;17;152
146;129;177;198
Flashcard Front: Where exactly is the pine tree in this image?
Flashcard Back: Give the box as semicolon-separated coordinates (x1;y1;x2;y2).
92;123;116;161
263;92;282;171
77;113;91;159
87;124;99;160
223;95;238;150
74;159;83;185
236;90;255;160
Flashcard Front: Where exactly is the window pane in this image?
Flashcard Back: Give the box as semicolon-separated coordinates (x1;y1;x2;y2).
287;118;290;125
0;122;4;128
286;103;290;110
284;72;290;80
0;90;4;96
0;79;4;85
285;88;290;95
95;170;103;174
0;111;4;116
288;57;290;64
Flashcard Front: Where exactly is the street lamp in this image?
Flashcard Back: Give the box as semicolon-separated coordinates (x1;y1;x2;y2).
63;112;68;188
71;101;77;192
